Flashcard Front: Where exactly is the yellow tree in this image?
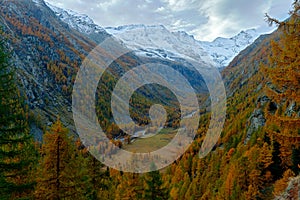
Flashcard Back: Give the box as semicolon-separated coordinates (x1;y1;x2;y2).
35;119;87;200
264;0;300;174
265;0;300;103
115;172;143;200
273;169;295;197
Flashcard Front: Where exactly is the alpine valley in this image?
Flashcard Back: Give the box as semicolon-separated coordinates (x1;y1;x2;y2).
0;0;299;199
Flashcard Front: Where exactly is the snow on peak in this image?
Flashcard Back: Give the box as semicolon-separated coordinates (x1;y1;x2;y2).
105;24;259;68
32;0;44;6
46;2;105;35
106;24;167;32
200;29;259;68
105;24;212;65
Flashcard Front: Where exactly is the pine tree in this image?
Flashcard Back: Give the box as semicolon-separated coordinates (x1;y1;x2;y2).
0;32;37;199
81;145;113;200
143;163;167;200
34;119;87;200
291;147;300;174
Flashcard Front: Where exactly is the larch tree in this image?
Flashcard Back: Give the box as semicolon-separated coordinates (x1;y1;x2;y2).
0;31;37;199
273;169;295;197
264;0;300;177
34;119;87;200
261;1;300;198
265;0;300;104
264;0;300;124
115;172;143;200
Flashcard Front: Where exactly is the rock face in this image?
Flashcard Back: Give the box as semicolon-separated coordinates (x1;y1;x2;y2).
244;109;266;144
221;33;272;97
285;102;297;117
274;175;300;200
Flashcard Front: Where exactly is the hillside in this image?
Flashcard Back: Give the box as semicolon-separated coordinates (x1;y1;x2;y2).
173;5;300;199
0;0;104;135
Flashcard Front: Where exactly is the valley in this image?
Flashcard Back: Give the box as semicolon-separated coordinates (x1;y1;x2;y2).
0;0;299;199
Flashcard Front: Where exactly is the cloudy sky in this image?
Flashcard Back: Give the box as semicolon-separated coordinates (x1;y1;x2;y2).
44;0;294;41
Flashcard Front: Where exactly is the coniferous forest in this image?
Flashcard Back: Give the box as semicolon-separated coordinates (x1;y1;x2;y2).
0;0;299;199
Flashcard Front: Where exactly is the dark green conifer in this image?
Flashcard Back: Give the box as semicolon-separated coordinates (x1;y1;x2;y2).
0;31;37;199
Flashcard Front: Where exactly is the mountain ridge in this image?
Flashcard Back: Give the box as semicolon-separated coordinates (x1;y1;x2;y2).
45;2;260;68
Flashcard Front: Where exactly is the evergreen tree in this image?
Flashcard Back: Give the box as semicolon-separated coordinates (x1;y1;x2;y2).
143;163;167;200
0;32;37;199
81;145;113;200
34;119;87;200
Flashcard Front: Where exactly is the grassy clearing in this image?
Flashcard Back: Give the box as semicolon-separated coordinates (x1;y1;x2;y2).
123;128;177;153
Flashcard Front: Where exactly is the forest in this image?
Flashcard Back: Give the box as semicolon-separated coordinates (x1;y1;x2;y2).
0;1;299;200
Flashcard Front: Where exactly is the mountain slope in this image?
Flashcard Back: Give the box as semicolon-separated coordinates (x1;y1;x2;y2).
0;0;106;134
167;14;300;199
0;0;299;199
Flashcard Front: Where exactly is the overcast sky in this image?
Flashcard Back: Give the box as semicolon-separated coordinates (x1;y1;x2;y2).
44;0;294;41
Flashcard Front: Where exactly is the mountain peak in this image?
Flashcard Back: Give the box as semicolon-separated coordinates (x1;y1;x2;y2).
46;2;105;35
200;29;259;67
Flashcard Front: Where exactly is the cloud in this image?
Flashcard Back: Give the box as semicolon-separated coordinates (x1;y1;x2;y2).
96;0;120;11
190;0;272;40
45;0;294;41
162;0;199;11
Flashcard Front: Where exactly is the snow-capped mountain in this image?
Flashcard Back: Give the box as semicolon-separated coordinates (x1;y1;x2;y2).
199;29;259;68
46;3;106;35
106;24;212;64
106;25;259;68
46;2;259;68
